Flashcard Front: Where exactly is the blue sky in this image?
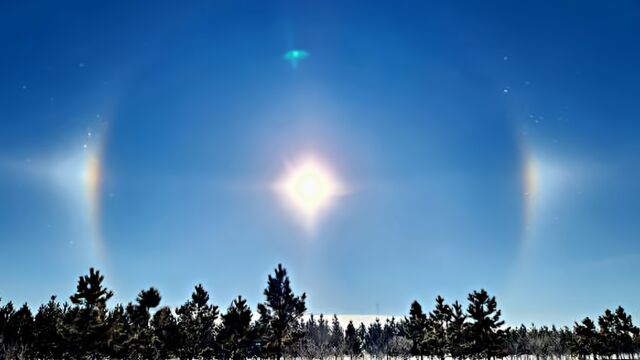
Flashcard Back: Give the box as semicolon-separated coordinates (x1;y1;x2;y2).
1;1;639;326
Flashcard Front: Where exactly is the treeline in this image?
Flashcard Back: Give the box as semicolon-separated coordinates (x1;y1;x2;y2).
0;265;639;360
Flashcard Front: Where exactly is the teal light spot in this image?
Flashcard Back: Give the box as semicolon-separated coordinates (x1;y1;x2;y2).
284;49;309;68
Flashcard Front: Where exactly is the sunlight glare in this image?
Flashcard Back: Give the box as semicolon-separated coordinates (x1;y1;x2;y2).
275;157;344;228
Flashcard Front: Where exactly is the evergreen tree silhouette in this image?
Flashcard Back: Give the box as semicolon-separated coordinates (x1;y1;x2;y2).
316;314;331;360
151;306;180;359
3;263;640;360
0;300;19;357
217;296;256;360
68;267;114;359
344;321;362;360
176;284;219;360
298;314;331;360
598;309;617;358
405;300;427;360
381;317;398;359
466;289;506;360
105;304;132;359
298;314;318;359
573;317;599;360
528;325;553;360
446;300;468;360
61;301;82;359
386;318;412;360
329;315;345;360
503;327;518;358
256;264;307;360
365;318;384;359
558;326;574;359
0;300;11;353
613;306;639;358
426;295;450;360
357;322;367;355
126;287;162;359
33;296;65;359
0;298;13;332
70;268;114;308
2;303;35;359
509;324;531;358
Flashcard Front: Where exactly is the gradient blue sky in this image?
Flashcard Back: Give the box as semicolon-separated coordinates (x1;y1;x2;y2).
1;1;639;326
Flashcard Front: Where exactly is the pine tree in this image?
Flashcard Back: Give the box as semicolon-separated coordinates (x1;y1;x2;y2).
503;327;518;359
0;298;13;334
4;303;35;359
344;321;362;359
329;315;345;360
176;284;219;360
127;287;162;359
528;325;553;360
301;314;331;360
61;302;81;359
426;296;450;360
0;300;19;358
105;304;132;359
357;322;367;355
389;318;412;359
365;318;384;359
466;289;506;360
151;306;179;359
7;263;640;360
33;296;65;359
558;326;574;360
284;317;306;359
70;268;114;308
614;306;639;358
316;314;332;360
405;300;427;360
573;317;599;360
68;267;114;359
0;299;12;353
446;300;468;360
381;317;397;359
298;314;319;359
256;264;307;360
133;287;162;325
598;309;617;358
217;296;256;360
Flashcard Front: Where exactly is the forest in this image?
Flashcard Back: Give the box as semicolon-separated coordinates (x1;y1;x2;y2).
0;264;638;360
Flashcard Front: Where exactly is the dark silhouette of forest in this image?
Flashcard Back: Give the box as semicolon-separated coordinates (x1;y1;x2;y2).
0;264;638;360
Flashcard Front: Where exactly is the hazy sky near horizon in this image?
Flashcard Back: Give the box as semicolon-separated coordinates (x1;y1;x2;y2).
1;1;640;326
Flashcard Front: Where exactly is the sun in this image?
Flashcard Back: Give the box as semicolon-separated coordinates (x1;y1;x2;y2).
275;157;343;226
285;163;334;212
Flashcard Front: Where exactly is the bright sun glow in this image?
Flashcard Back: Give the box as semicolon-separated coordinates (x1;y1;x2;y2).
275;157;343;227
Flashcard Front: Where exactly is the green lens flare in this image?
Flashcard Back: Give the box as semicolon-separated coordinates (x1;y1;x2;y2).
284;49;309;68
